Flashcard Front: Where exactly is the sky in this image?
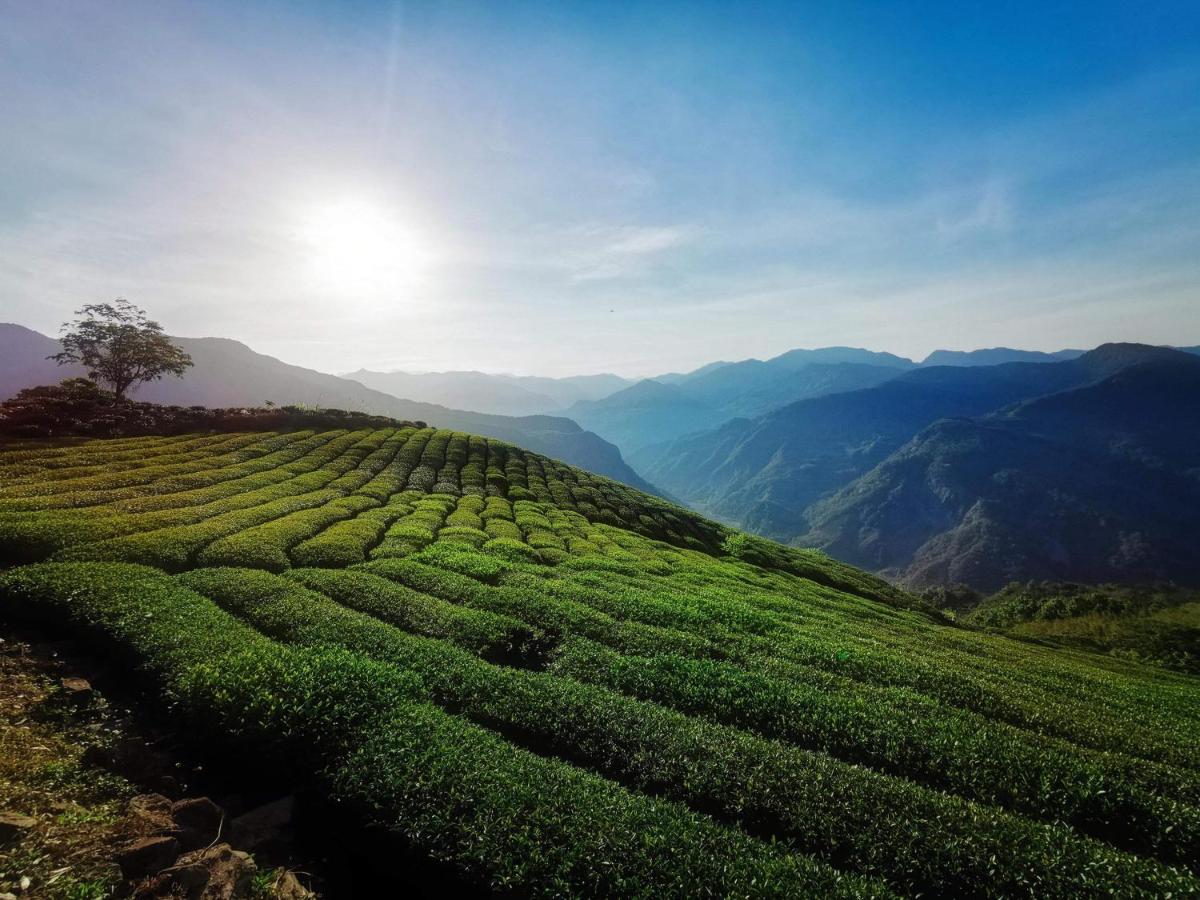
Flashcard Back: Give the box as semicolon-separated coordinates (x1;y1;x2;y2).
2;1;1199;377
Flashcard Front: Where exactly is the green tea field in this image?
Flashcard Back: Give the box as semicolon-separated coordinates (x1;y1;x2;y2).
1;426;1197;897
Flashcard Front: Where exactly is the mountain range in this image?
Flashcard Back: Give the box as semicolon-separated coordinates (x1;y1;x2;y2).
636;344;1200;589
568;348;916;452
342;368;631;417
0;324;654;492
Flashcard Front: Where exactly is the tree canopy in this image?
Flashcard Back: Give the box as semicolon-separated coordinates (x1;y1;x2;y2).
51;298;192;399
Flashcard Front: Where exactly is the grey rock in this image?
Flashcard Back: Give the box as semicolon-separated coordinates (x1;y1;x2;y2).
0;812;36;844
117;835;181;880
171;797;224;851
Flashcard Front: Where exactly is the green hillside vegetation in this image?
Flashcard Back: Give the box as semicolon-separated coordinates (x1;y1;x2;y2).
966;581;1200;674
1;426;1198;896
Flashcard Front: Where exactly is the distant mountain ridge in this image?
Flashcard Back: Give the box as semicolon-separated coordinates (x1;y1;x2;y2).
0;324;656;493
569;344;1145;455
635;344;1200;588
342;368;631;416
571;347;916;453
919;347;1085;367
634;352;1112;535
803;352;1200;589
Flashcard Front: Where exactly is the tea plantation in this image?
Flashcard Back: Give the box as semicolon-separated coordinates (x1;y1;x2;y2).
1;426;1197;897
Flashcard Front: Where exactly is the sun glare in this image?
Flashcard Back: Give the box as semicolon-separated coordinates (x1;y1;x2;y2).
298;197;427;292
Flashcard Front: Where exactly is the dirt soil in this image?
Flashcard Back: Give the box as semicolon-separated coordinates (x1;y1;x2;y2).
0;630;317;899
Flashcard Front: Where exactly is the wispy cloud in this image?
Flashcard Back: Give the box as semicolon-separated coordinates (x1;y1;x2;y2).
935;177;1013;239
568;224;695;281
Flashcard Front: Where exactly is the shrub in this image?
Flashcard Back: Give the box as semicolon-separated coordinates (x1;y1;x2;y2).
483;537;542;564
434;525;489;548
197;495;379;571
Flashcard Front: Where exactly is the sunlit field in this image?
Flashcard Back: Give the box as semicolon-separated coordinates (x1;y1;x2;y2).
1;426;1197;896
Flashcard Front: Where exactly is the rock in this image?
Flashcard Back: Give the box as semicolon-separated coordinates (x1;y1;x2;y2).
0;812;36;843
60;676;92;699
132;840;254;899
173;844;256;899
171;797;224;851
135;861;210;899
228;795;294;852
117;835;180;880
271;870;316;899
127;794;180;838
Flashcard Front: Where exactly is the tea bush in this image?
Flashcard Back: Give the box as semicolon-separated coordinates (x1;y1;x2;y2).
2;428;1198;896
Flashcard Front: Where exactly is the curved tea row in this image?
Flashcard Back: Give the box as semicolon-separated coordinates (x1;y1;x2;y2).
1;428;1197;897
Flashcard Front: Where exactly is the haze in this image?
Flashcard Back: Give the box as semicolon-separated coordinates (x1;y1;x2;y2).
2;1;1198;376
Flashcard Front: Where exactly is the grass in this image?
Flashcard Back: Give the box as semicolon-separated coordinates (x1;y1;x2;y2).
1;427;1198;897
0;638;133;899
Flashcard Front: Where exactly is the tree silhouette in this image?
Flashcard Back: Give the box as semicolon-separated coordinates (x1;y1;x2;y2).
51;298;192;400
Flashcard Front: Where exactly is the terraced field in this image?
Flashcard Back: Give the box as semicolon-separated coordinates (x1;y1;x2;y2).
1;426;1198;897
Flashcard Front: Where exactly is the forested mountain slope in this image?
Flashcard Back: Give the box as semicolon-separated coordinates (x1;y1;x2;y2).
803;355;1200;590
635;344;1195;547
962;582;1200;673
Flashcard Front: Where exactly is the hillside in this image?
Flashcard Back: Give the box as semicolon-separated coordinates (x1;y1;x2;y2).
0;425;1197;896
636;344;1195;545
0;324;652;492
963;582;1200;674
802;355;1200;590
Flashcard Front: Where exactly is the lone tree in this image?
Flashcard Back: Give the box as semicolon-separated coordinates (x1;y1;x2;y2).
51;298;193;400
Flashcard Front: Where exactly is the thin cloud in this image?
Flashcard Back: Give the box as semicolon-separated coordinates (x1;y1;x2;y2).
569;224;696;281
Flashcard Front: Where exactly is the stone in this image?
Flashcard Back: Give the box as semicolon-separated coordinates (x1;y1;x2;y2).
135;844;255;899
184;844;255;900
60;676;92;698
0;812;36;843
127;794;180;838
132;862;207;899
149;862;210;898
228;795;295;852
117;835;180;880
271;870;316;899
171;797;224;851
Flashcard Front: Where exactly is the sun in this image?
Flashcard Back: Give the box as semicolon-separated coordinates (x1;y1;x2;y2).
298;197;426;291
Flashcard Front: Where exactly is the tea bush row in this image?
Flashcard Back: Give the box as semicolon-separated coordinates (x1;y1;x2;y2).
176;566;1199;898
0;562;879;898
549;638;1199;865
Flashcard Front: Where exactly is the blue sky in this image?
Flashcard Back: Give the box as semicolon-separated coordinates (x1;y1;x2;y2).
2;1;1198;375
